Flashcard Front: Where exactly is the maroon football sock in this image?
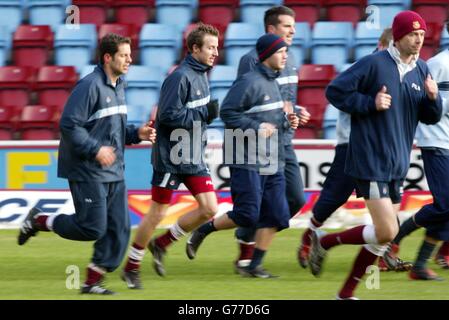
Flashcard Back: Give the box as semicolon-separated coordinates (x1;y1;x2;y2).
320;225;366;250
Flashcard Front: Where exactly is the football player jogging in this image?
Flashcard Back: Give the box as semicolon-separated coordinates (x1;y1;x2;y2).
232;5;310;271
186;34;300;278
121;23;220;289
309;11;442;299
18;33;157;295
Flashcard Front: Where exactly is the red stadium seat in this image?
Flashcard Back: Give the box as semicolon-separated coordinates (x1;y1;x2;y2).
0;105;16;140
111;0;154;31
72;0;109;28
284;0;321;26
35;66;78;114
324;0;366;27
294;126;319;139
297;64;336;128
18;105;58;140
0;66;34;110
198;0;236;28
12;25;53;69
98;23;140;61
413;0;449;25
420;22;442;61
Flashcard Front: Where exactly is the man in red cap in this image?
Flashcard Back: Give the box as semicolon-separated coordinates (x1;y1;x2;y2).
309;10;442;299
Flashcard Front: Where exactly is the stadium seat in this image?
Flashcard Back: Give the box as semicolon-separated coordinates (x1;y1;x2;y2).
283;0;321;26
224;23;264;67
79;64;96;79
35;66;78;114
98;24;140;62
324;0;366;26
198;0;236;28
367;0;405;28
354;21;382;60
420;22;442;61
290;22;311;68
440;24;449;50
0;66;34;110
156;0;195;32
0;25;11;67
209;65;237;105
112;0;154;31
139;23;180;73
240;0;280;25
54;24;97;73
0;0;24;33
311;22;353;71
297;64;336;128
294;126;319;139
125;65;164;121
17;105;58;140
413;0;448;25
0;105;16;140
72;0;109;28
12;25;53;69
322;104;339;139
127;104;150;127
28;0;66;31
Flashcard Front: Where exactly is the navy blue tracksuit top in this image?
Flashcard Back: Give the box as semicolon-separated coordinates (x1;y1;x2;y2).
152;54;211;175
58;65;141;182
326;50;442;181
220;63;289;173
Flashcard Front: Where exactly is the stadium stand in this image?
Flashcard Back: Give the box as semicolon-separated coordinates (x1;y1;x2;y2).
139;23;180;73
155;0;195;32
284;0;321;26
35;65;77;114
413;0;448;25
0;0;24;34
322;103;339;139
1;0;449;140
13;25;53;69
17;104;58;140
54;23;97;72
224;22;264;66
0;66;34;111
112;0;154;31
311;21;353;71
28;0;66;31
71;0;108;28
125;65;163;124
0;105;16;140
324;0;366;26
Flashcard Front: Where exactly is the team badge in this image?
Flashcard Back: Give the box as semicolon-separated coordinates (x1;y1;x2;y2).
412;21;420;29
106;96;111;104
264;95;270;101
196;90;201;96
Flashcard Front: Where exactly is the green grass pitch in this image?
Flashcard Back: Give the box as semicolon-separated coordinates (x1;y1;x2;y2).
1;228;449;300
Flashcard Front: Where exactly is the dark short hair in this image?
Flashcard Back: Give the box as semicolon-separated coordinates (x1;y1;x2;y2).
98;33;131;64
264;6;296;32
186;22;219;52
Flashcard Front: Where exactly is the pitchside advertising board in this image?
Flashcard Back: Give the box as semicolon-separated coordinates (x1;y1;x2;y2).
0;141;432;229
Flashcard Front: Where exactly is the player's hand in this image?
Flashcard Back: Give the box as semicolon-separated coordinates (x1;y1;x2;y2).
375;85;391;111
206;99;219;124
259;122;276;138
288;113;299;130
138;120;157;143
96;146;116;167
297;106;311;126
425;74;438;101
